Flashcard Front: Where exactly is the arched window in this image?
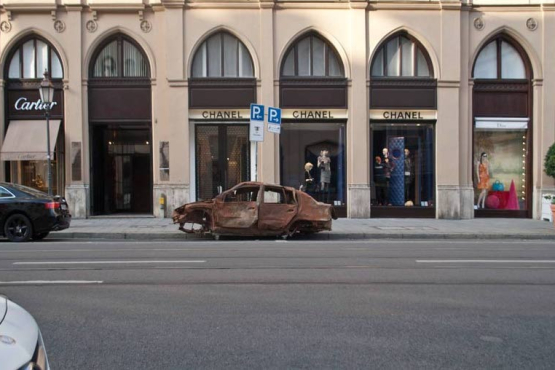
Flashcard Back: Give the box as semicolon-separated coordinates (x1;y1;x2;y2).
281;34;344;77
371;34;432;78
7;37;63;79
91;35;149;78
192;32;254;78
473;37;527;79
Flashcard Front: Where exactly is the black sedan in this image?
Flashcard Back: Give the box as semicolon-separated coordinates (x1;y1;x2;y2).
0;183;71;242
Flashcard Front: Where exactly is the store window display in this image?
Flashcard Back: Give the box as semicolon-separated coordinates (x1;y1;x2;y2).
280;122;346;209
370;123;434;209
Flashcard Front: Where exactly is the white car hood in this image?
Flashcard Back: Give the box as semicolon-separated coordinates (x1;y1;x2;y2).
0;296;39;370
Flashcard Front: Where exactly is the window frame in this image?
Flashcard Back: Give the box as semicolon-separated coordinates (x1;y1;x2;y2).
280;33;345;78
90;35;150;79
472;35;531;81
370;33;433;79
6;36;64;80
191;32;254;79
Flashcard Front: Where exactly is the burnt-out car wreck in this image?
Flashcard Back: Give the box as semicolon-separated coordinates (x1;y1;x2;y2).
172;182;337;239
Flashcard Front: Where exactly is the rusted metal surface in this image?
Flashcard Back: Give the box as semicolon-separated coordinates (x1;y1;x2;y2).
172;182;337;238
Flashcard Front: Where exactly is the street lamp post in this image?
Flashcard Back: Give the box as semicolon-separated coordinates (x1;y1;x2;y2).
39;71;55;196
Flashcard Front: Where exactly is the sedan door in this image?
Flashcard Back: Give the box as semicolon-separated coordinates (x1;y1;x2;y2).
214;185;260;229
258;186;297;231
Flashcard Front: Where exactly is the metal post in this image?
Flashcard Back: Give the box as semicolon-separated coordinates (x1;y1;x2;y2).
45;109;52;196
254;141;258;182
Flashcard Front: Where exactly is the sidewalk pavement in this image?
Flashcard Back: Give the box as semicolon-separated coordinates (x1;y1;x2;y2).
53;217;555;241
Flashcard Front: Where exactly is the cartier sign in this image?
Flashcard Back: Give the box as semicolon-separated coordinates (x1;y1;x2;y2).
7;90;63;119
14;97;57;111
369;109;437;120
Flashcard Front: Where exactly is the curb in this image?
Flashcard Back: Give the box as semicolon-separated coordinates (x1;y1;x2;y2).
51;232;555;241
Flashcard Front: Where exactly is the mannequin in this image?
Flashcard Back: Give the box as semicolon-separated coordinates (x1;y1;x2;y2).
374;156;386;205
303;162;314;192
476;152;490;209
318;149;331;202
404;148;413;202
382;148;395;205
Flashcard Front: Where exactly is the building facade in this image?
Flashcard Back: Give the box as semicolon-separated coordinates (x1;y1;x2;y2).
0;0;553;220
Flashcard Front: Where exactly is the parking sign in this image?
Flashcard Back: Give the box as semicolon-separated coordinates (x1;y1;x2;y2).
267;107;282;134
250;104;264;142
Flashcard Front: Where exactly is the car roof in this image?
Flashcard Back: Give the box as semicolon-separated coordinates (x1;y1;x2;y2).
231;182;297;192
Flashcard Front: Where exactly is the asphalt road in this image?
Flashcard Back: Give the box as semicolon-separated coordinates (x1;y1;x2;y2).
1;238;555;369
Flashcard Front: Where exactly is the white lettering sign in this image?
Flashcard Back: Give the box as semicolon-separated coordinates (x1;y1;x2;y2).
14;97;57;111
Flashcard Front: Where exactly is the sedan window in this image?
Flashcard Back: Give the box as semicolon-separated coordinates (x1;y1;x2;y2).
264;188;286;204
0;187;14;198
224;187;259;202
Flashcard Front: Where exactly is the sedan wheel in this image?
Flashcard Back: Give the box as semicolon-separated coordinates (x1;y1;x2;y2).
4;214;33;242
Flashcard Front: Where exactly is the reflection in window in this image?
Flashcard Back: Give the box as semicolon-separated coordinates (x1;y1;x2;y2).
92;37;149;78
192;32;254;78
281;35;344;77
7;38;63;79
371;35;432;77
473;38;527;79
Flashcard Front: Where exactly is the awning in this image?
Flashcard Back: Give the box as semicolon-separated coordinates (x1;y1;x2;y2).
1;120;61;161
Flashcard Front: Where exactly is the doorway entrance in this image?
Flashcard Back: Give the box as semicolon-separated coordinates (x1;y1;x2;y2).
195;124;250;200
91;125;152;215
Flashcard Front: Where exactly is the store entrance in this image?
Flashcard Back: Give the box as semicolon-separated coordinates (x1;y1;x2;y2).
195;124;250;200
91;125;152;215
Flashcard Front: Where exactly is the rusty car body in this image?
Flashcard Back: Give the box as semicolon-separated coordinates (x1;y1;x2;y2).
172;182;337;238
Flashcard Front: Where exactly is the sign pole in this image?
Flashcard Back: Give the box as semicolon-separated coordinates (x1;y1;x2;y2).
249;104;265;182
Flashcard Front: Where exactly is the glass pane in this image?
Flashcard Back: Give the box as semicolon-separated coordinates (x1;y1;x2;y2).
501;41;526;79
473;125;528;210
223;34;238;77
312;37;325;76
23;40;36;78
207;35;222;77
371;123;435;207
93;41;118;77
416;48;430;77
297;37;311;76
282;51;295;76
225;125;250;191
123;40;148;77
474;40;497;79
328;51;342;77
386;37;400;77
280;122;346;207
401;37;414;76
192;44;206;77
8;51;20;78
371;48;384;77
239;44;254;77
51;52;63;78
196;126;220;200
36;40;48;78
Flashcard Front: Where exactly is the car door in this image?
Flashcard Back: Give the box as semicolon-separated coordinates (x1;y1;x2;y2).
214;185;260;229
258;186;298;231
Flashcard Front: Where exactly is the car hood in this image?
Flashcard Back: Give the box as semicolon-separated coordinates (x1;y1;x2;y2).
0;297;40;369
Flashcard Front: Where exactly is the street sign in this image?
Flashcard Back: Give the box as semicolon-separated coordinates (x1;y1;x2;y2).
267;106;282;134
249;104;264;142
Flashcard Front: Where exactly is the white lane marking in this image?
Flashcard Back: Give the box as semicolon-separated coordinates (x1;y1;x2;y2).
416;260;555;263
0;280;103;285
13;260;206;265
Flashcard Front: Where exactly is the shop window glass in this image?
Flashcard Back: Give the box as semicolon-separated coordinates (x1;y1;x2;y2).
51;52;63;79
192;44;206;77
239;44;254;77
8;52;20;78
223;34;239;77
473;41;497;79
473;119;528;211
36;41;48;79
416;48;430;77
370;123;435;208
401;37;413;76
372;34;432;78
93;41;118;77
123;40;148;77
281;35;344;78
280;122;346;208
207;36;222;77
371;49;384;77
22;41;36;79
386;38;400;77
501;41;525;79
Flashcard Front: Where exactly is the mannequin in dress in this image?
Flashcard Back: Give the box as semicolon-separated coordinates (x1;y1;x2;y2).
404;148;413;202
318;149;331;202
374;156;386;205
476;152;490;209
303;162;314;192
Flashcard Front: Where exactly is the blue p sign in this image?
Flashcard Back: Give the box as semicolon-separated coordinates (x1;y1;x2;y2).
250;104;264;121
268;107;281;124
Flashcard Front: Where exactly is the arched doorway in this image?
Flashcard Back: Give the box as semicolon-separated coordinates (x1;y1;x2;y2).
279;32;348;217
472;34;532;217
369;32;437;217
88;34;152;215
189;31;256;200
1;35;65;195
